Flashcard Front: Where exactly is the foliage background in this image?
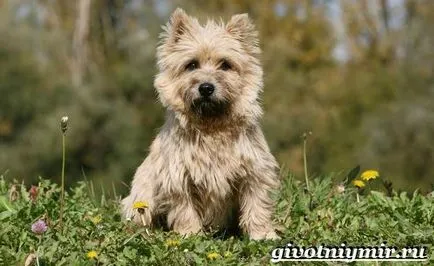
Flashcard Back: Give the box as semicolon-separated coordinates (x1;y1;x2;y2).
1;0;433;193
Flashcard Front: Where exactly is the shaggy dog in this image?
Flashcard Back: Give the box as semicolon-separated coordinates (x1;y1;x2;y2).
122;8;279;240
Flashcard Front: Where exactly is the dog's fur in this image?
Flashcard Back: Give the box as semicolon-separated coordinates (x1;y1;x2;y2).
121;8;280;240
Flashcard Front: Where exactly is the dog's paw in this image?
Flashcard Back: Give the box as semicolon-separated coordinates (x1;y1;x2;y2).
121;197;134;219
121;196;152;225
174;226;203;238
124;209;134;221
249;230;280;241
265;231;281;240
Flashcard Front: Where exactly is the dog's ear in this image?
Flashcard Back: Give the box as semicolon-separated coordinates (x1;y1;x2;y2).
226;14;260;54
163;8;193;43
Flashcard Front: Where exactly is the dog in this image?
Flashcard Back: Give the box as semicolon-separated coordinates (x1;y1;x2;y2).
121;8;280;240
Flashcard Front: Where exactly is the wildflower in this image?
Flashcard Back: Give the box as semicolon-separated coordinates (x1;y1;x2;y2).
165;239;180;248
133;201;150;233
29;185;38;202
361;170;379;181
90;215;102;225
133;201;148;216
59;116;68;229
352;180;365;188
86;250;98;259
133;201;149;210
207;252;220;260
60;116;68;134
31;220;48;235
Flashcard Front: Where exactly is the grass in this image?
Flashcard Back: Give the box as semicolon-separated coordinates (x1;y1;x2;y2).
0;172;433;265
0;119;432;265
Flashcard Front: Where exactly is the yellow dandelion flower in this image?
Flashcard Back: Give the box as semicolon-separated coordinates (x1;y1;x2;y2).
352;180;365;188
165;239;180;247
207;252;220;260
90;215;102;225
361;170;379;181
133;201;149;209
86;250;97;259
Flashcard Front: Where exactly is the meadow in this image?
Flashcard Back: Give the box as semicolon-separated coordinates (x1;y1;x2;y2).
1;169;433;265
2;1;434;265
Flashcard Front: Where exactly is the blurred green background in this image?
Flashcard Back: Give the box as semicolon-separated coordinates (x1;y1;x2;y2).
1;0;433;194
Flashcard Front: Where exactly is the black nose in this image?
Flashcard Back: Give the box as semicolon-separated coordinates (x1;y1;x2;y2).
199;83;215;97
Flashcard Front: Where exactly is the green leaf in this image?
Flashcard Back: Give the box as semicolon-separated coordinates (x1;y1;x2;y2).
0;210;14;220
0;196;15;212
344;165;360;184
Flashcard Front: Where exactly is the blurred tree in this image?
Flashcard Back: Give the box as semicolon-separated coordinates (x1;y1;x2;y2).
0;0;164;195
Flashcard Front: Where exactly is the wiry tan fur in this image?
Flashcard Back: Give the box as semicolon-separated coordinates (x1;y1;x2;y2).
121;8;280;240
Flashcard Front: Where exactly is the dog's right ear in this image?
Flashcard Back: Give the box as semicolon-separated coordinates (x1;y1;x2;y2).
162;8;193;43
226;13;260;56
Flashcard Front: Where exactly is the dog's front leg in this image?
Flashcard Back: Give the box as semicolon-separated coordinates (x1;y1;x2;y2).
167;199;202;236
121;184;153;225
239;175;279;240
121;158;157;225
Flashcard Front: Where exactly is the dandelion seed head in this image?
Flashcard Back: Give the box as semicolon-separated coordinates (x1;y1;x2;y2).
60;116;69;133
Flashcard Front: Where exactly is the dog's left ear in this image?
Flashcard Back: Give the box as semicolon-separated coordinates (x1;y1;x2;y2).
226;14;260;54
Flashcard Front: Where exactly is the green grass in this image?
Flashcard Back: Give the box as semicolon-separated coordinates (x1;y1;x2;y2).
0;173;433;265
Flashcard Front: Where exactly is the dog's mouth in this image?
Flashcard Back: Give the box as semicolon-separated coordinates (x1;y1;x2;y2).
191;97;229;118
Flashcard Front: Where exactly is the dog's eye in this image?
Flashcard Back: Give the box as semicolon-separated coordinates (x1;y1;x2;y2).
219;60;232;71
185;60;199;71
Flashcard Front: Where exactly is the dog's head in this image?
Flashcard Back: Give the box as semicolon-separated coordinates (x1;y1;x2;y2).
155;8;263;127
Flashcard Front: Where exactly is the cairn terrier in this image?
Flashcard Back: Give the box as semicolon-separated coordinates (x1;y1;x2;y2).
122;8;279;240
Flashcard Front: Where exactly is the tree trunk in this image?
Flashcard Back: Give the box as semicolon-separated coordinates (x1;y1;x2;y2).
72;0;91;87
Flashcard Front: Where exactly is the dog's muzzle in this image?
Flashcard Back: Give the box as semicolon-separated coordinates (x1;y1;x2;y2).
191;97;229;118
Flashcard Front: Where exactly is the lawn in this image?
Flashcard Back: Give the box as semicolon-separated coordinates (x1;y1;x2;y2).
0;171;433;265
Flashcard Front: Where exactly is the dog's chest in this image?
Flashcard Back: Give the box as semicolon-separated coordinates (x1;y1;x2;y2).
180;134;247;195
